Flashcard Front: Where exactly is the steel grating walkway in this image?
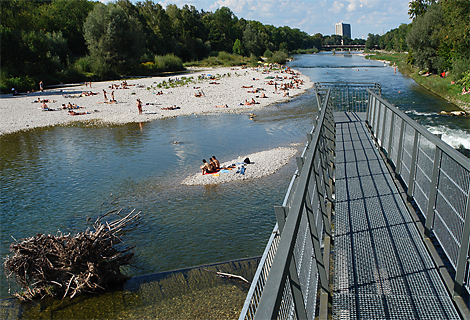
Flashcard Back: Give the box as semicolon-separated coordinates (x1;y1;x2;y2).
332;112;460;319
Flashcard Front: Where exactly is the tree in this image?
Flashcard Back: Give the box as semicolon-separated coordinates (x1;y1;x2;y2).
84;3;144;75
408;0;436;20
233;39;242;55
365;33;380;50
407;3;444;72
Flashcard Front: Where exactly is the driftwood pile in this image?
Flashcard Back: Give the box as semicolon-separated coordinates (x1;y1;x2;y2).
4;209;140;301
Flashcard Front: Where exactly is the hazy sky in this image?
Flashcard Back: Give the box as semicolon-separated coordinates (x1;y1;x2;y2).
102;0;412;39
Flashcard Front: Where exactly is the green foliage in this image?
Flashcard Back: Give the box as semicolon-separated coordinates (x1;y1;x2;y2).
408;0;436;20
456;71;470;89
154;54;184;72
84;3;145;75
0;70;35;93
406;4;444;72
233;39;243;55
184;52;246;67
269;51;288;65
263;49;273;58
452;58;470;82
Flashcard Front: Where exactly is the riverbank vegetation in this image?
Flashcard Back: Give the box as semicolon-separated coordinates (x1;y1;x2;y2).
0;0;365;93
364;0;470;110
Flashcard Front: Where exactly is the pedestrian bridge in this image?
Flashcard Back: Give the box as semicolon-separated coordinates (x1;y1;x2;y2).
239;83;470;319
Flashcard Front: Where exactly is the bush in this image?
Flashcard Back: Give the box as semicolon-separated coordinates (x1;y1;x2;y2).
269;50;289;64
451;58;470;82
0;71;36;93
263;49;273;58
154;54;184;72
217;51;232;61
73;56;94;74
57;68;87;84
249;53;258;66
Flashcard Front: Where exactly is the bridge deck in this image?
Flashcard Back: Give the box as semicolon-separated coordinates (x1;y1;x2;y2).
332;112;460;319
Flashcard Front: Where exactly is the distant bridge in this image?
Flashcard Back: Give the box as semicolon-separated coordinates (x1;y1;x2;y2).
322;44;366;50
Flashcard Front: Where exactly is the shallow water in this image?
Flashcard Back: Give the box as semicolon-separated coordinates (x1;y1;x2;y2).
1;52;469;307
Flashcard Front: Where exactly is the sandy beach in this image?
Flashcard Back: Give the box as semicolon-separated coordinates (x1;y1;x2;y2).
0;66;313;136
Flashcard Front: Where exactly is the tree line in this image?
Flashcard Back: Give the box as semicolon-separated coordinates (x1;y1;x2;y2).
365;0;469;82
1;0;358;92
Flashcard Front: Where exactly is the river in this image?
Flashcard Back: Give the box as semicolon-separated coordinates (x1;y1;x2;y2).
1;52;469;307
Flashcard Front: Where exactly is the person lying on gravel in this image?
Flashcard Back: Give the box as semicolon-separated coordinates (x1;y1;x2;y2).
68;110;90;116
161;106;180;110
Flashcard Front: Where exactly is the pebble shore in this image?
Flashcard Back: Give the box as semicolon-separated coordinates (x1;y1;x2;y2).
0;66;312;135
181;147;299;186
1;66;313;185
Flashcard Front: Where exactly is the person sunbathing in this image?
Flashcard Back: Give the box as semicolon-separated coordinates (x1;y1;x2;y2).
41;101;52;110
194;91;203;97
215;104;228;108
34;98;56;103
241;85;253;88
260;92;267;98
209;81;220;84
68;110;90;116
161;105;180;110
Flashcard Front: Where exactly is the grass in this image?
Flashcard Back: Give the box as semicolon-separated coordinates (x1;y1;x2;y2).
366;52;470;111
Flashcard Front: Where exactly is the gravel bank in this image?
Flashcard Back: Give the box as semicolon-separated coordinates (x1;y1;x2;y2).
0;66;313;135
182;146;298;186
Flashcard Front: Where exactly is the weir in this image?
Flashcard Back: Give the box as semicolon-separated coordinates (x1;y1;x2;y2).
239;83;470;319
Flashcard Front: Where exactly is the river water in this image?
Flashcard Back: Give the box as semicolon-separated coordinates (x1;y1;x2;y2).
1;52;469;304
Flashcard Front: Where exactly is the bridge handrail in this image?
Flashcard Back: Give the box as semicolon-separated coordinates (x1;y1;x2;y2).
366;89;470;295
239;85;334;320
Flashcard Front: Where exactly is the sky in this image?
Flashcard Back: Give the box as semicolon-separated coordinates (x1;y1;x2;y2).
101;0;412;39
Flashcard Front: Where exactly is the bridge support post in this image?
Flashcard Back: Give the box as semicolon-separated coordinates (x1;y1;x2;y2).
395;119;406;176
407;131;420;199
387;112;395;158
424;139;442;237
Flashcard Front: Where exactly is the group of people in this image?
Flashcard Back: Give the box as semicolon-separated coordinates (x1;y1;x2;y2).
200;156;220;174
462;87;470;95
103;90;116;103
242;98;258;105
109;81;130;90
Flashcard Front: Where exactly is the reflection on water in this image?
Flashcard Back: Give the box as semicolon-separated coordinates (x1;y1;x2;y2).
0;95;316;300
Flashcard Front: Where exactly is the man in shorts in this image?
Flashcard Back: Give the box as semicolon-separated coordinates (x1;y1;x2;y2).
200;159;213;174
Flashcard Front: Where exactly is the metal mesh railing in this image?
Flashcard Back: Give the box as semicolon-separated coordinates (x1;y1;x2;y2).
366;89;470;295
316;82;380;113
239;85;334;320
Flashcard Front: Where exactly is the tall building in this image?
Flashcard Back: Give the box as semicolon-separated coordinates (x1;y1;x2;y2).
335;22;351;39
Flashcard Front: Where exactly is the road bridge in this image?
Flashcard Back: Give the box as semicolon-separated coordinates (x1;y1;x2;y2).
322;44;366;50
239;83;470;319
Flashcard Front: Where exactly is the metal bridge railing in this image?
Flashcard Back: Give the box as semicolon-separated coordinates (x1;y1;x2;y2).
239;84;335;320
366;90;470;296
316;82;381;113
